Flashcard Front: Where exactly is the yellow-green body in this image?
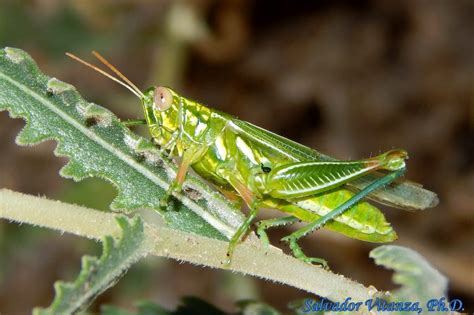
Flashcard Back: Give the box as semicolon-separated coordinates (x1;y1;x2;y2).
141;87;434;244
66;51;437;266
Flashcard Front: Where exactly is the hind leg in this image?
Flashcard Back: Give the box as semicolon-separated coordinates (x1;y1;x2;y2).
282;169;405;268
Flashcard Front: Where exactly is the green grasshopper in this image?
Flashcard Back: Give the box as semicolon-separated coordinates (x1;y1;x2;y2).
67;52;438;267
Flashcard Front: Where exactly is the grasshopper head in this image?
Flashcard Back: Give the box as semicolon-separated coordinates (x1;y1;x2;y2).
141;86;180;146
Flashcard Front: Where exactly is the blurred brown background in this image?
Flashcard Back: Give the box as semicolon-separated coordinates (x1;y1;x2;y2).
0;0;473;314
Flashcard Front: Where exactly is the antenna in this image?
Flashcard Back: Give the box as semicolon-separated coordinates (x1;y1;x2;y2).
92;51;144;98
65;52;142;99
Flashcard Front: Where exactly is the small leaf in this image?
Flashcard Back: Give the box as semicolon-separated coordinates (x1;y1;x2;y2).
370;245;449;314
34;217;148;315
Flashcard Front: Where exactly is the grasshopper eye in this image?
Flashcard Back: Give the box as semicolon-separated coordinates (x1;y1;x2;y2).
153;86;173;111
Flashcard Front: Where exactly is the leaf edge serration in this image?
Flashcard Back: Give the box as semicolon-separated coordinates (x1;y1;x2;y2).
0;47;244;240
33;216;147;315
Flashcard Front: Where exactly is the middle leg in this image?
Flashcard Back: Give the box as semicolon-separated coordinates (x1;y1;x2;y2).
256;216;300;246
218;169;262;265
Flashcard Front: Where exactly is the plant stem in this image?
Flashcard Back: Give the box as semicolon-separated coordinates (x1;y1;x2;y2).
0;188;383;308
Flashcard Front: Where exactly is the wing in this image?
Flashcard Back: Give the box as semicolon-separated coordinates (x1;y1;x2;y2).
229;119;329;162
230;119;438;210
348;174;439;211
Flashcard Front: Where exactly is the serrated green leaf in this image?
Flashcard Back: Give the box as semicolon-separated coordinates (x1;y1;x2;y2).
0;47;244;240
34;217;147;315
370;245;449;314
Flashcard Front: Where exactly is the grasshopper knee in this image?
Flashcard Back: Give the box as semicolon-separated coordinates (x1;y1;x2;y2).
380;149;408;171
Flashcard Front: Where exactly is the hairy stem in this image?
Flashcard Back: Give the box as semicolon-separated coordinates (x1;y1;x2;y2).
0;188;383;308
